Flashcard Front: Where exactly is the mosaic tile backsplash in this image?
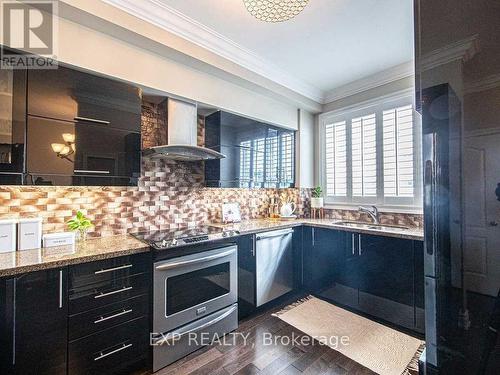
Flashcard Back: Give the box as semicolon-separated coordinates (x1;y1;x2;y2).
0;102;422;238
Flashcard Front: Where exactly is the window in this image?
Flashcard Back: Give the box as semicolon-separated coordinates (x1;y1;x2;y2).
320;91;421;210
383;105;414;197
325;121;346;196
351;114;377;197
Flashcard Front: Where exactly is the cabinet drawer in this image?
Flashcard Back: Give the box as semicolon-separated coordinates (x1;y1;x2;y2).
69;294;148;341
69;273;149;314
68;316;148;375
69;253;150;289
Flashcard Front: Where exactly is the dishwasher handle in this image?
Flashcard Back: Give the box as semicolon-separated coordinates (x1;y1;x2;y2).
256;229;294;240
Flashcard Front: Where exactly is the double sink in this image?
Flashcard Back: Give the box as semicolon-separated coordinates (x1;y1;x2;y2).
332;221;409;231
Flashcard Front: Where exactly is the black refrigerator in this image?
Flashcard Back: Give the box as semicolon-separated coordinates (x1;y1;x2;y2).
415;0;500;374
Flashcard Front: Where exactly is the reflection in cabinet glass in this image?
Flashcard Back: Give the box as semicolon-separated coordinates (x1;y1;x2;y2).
26;116;141;186
27;66;141;131
0;59;26;183
205;111;295;188
24;64;142;186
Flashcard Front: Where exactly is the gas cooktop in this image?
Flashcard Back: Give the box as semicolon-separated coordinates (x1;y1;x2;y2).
131;225;240;250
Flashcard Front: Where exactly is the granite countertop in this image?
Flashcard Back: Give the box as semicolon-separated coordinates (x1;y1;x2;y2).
0;219;423;277
214;218;424;241
0;235;150;278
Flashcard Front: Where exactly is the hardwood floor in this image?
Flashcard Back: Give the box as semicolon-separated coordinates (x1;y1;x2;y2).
153;295;375;375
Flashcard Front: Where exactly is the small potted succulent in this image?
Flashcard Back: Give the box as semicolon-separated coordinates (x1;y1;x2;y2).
311;186;324;208
67;211;93;242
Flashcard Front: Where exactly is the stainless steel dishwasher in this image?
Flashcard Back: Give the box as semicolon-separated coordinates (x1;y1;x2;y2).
255;228;294;306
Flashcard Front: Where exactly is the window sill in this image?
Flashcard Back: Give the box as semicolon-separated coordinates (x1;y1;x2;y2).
322;204;423;215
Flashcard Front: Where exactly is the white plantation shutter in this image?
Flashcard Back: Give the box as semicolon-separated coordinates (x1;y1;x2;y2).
325;121;347;196
383;105;414;197
320;92;421;209
351;114;377;197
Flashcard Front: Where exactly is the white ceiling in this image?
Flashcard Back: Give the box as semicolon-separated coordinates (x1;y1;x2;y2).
156;0;414;98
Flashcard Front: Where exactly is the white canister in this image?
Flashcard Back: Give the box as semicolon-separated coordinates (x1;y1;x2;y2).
0;219;17;253
18;217;43;250
43;232;75;248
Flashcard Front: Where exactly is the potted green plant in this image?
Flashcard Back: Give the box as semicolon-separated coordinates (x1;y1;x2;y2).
67;211;93;242
311;186;324;208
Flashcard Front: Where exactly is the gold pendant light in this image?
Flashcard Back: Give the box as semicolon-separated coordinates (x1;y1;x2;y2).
243;0;309;23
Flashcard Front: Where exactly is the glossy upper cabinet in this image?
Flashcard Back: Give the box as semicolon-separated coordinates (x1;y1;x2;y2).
0;62;26;184
27;66;141;131
204;111;295;188
26;116;140;186
25;66;142;186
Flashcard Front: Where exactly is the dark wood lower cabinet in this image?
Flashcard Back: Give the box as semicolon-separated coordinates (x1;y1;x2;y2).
67;253;151;375
414;240;425;333
357;235;416;329
302;226;337;292
0;269;68;375
302;227;424;332
325;231;359;309
1;253;151;375
68;316;149;375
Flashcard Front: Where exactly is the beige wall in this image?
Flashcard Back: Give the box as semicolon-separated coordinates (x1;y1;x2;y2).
57;17;299;130
321;76;415;113
296;109;315;188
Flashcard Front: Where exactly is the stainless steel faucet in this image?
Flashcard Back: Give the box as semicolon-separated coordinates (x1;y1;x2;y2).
359;205;380;224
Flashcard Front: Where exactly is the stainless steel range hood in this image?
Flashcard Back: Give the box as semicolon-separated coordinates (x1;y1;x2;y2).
142;98;225;161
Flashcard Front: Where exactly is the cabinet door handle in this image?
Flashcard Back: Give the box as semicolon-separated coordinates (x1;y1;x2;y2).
312;227;315;246
74;169;111;174
358;235;362;255
94;286;132;299
351;233;356;255
12;279;16;366
94;264;132;274
94;309;133;324
74;116;110;125
94;343;133;361
59;270;63;309
251;235;256;257
156;304;237;345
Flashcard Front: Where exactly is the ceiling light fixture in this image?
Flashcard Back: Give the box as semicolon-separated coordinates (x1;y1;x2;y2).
243;0;309;23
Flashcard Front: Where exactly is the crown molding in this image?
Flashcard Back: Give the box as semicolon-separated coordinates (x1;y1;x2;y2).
420;34;480;71
464;73;500;95
322;61;414;104
102;0;324;103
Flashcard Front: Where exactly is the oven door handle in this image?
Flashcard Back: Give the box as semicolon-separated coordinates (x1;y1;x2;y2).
155;247;236;271
155;304;237;345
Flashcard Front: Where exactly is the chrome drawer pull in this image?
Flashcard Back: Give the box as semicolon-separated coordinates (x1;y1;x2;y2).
155;247;236;271
94;286;132;299
94;309;133;324
94;343;132;361
94;264;133;274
